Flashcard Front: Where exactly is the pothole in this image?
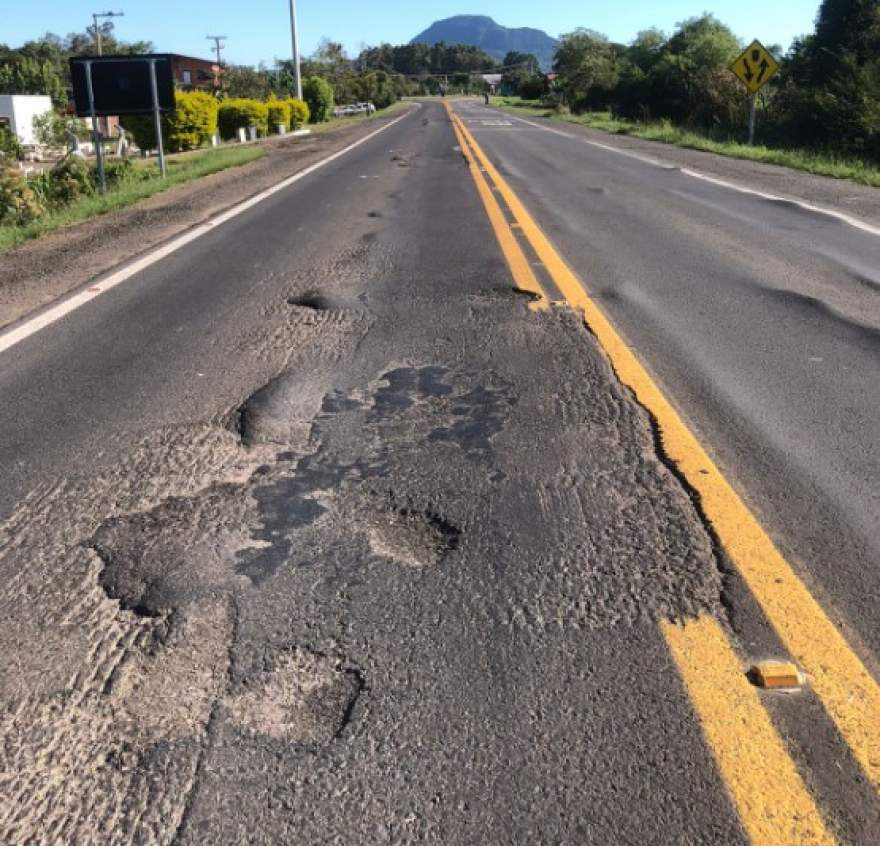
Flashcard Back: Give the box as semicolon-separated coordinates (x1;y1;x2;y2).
287;292;332;311
88;483;257;617
358;490;461;569
468;286;542;304
228;650;364;745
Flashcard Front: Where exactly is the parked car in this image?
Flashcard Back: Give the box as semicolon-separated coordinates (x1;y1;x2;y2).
332;102;376;118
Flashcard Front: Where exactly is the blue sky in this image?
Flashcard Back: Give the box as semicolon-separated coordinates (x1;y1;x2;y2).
6;1;821;65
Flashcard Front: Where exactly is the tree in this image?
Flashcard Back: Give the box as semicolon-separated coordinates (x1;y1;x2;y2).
0;55;65;105
500;51;542;96
222;64;275;99
553;30;620;109
302;76;334;122
0;25;154;103
772;0;880;157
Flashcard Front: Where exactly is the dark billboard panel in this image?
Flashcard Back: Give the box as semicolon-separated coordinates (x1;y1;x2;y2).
70;55;175;116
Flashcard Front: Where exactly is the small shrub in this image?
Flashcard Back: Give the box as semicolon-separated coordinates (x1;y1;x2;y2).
286;98;310;129
302;77;334;123
217;98;269;140
0;126;22;162
103;158;137;187
123;90;219;153
33;112;91;148
47;156;95;204
266;98;288;132
166;91;219;151
0;166;45;225
519;77;547;101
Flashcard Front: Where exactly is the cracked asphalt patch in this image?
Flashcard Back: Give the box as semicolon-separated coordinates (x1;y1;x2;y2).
0;103;742;844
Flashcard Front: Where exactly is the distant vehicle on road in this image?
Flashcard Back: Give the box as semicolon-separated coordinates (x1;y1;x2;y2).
332;102;376;118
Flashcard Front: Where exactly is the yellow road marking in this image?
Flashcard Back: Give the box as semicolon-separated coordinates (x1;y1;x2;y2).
447;106;546;308
448;105;880;796
664;616;835;844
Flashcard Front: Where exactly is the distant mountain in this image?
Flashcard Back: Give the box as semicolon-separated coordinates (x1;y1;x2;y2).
411;15;558;70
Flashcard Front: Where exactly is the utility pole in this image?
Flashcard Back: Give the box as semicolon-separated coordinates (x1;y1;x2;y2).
206;35;226;67
92;10;124;55
288;0;302;100
90;11;122;158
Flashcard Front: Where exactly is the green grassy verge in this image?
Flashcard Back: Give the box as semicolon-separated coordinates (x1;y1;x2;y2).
309;99;411;135
0;145;265;253
492;96;880;188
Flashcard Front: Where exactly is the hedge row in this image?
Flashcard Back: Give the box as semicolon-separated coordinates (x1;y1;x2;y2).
266;98;310;132
123;90;219;153
122;92;311;151
218;97;310;140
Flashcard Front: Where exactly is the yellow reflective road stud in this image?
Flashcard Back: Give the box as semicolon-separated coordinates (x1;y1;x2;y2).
730;40;780;94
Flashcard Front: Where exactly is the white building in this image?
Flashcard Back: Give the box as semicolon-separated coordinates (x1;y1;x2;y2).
0;95;54;146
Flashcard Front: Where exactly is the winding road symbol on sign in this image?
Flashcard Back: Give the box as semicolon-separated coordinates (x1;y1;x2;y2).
730;40;780;94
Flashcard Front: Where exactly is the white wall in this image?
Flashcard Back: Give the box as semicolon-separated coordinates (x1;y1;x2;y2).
0;95;54;146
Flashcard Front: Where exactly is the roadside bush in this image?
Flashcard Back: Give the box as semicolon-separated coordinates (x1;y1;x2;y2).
166;91;219;150
0;125;22;162
302;77;334;123
266;98;288;132
286;98;310;129
123;90;219;153
518;76;547;101
217;98;269;140
0;166;45;225
46;156;95;204
103;158;138;187
33;112;91;148
357;71;399;109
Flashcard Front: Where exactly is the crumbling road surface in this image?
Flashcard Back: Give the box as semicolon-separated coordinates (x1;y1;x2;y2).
0;100;877;844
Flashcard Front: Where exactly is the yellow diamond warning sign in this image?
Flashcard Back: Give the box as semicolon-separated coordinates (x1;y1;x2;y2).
730;40;780;94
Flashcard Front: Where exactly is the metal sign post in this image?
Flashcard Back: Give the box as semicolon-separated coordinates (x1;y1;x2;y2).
83;60;108;195
748;94;757;146
148;58;167;177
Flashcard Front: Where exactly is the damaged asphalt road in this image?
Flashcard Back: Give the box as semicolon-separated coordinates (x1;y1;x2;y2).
1;100;876;843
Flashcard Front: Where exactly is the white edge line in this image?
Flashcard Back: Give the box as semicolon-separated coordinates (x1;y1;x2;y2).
0;105;419;356
498;110;880;239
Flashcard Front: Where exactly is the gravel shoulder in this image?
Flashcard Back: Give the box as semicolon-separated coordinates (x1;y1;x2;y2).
497;107;880;224
0;109;415;331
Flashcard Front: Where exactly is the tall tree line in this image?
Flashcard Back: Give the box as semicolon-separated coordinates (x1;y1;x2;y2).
544;1;880;159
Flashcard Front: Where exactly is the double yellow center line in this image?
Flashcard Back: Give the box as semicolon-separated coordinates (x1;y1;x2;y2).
447;101;879;843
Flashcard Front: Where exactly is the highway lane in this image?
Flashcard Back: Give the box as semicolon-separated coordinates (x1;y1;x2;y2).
0;98;878;843
455;100;880;664
0;101;754;844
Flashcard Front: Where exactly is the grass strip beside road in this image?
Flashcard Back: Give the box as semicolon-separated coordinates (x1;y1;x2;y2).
0;146;265;253
492;97;880;188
